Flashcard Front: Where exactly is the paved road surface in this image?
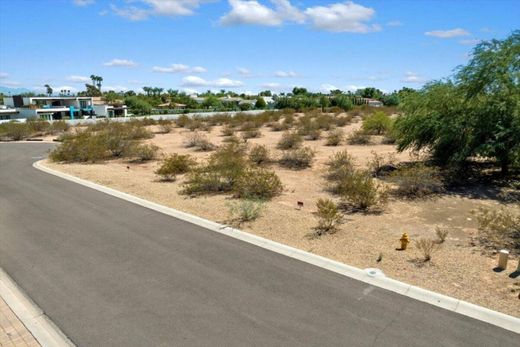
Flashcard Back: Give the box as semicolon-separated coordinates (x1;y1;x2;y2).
0;144;517;346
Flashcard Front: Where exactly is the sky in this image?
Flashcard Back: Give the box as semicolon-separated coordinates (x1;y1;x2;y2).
0;0;518;95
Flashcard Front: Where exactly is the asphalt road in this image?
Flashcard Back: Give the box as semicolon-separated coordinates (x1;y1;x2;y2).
0;143;517;346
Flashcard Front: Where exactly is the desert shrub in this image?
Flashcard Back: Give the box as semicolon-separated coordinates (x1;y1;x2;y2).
235;168;283;199
325;150;355;183
249;144;270;165
362;111;393;135
240;121;258;132
325;128;344;146
347;130;371;145
222;134;242;144
49;131;108;162
315;114;335;130
101;132;135;157
182;143;247;195
435;226;449;243
367;151;397;177
277;131;303;150
49;120;69;134
315;199;343;235
416;238;438;261
279;147;315;169
184;132;215;151
132;144;159;161
297;115;321;140
242;129;261;139
221;125;235;136
336;170;388;210
0;122;30;141
390;164;444;198
335;114;353;127
475;206;520;252
283;113;295;125
175;114;191;128
227;199;265;224
157;120;173;134
155;153;196;181
270;122;289;132
140;117;157;126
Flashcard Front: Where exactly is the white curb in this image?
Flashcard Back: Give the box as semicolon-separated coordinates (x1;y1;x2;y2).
34;160;520;334
0;267;75;347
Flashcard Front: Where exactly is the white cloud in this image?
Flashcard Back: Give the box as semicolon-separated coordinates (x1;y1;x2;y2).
102;85;129;92
345;84;365;92
73;0;94;6
320;83;338;93
261;82;281;89
111;0;208;20
2;80;21;87
152;64;206;73
220;0;305;26
425;28;470;38
0;72;8;79
103;58;137;67
459;38;481;46
66;75;90;83
387;20;402;27
305;1;380;33
275;70;297;78
182;76;243;88
237;67;252;77
401;72;425;84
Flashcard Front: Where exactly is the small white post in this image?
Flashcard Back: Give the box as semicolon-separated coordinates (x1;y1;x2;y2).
497;249;509;270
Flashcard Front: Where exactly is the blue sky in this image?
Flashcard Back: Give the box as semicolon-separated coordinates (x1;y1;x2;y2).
0;0;518;95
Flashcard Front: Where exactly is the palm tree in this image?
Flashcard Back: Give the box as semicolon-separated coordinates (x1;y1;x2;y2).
44;84;53;97
90;75;96;86
96;76;103;91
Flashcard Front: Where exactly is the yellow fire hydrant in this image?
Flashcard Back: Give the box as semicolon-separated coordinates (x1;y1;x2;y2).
400;233;410;250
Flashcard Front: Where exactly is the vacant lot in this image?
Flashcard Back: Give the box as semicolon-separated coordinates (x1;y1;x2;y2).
42;113;520;317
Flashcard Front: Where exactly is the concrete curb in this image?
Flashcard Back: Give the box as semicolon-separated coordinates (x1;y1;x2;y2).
34;160;520;334
0;267;75;347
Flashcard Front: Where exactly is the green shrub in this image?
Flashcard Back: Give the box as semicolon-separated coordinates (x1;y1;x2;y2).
390;164;444;198
336;170;388;210
279;147;315;169
325;128;344;146
0;122;30;141
347;130;371;145
315;199;343;235
26;119;50;134
362;111;393;135
249;144;270;165
276;131;303;150
227;199;265;224
132;144;159;161
235;168;283;199
155;153;196;181
49;131;109;162
475;206;520;252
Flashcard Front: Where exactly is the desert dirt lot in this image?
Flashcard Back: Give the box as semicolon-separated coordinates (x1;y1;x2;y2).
42;117;520;317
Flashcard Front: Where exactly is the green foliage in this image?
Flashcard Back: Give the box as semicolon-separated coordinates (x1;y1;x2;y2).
235;168;283;199
395;31;520;174
0;122;31;141
255;97;267;109
132;144;159;161
390;164;444;198
155;153;196;181
124;96;152;115
332;95;353;111
279;147;315;169
49;131;108;162
248;144;270;165
315;199;343;235
276;131;303;149
347;130;371;145
325;150;355;183
362;111;393;135
336;170;388;210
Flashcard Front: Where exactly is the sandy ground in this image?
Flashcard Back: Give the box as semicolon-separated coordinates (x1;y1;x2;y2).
42;120;520;317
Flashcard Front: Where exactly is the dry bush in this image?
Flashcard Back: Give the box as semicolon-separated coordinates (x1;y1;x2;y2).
336;170;388;211
235;168;283;199
227;199;265;225
435;226;449;243
221;125;235;136
222;135;242;144
49;130;108;162
390;164;444;198
277;131;303;150
279;147;315;169
242;129;261;139
132;144;159;161
315;114;335;130
155;153;196;181
270;122;290;132
239;121;258;132
416;238;438;261
367;151;397;177
334;114;353;127
157;123;173;134
184;132;215;151
325;150;355;183
314;198;343;236
347;130;371;145
249;144;270;165
325;128;344;146
0;122;31;141
175;115;191;128
475;206;520;252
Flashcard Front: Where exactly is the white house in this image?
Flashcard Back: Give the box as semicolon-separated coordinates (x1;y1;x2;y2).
2;96;127;120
